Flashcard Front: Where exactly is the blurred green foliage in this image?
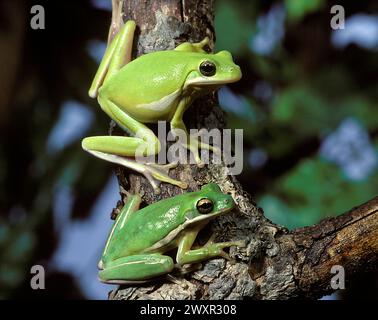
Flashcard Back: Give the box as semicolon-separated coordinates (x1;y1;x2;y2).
285;0;325;22
0;225;35;298
260;158;378;229
215;0;378;230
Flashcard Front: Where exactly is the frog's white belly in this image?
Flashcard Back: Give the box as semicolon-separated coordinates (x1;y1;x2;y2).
137;89;180;112
130;89;181;123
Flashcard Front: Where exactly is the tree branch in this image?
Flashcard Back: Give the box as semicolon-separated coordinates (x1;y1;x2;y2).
289;196;378;298
106;0;378;300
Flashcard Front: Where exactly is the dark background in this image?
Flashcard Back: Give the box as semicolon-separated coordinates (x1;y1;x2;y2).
0;0;377;299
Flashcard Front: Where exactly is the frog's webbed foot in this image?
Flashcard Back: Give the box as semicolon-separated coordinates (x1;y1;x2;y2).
177;129;221;168
143;161;188;193
204;235;246;263
86;150;188;194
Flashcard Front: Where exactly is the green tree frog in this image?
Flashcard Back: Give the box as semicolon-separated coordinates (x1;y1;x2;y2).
82;20;242;193
98;183;244;283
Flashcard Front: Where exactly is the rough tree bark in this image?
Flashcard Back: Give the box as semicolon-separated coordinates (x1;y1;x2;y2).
105;0;378;300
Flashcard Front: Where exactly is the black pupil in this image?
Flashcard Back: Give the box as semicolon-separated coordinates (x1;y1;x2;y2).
201;202;211;210
198;199;213;213
200;61;216;76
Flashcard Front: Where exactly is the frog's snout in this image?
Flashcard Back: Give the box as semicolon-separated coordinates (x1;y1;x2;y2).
224;194;236;208
230;65;242;82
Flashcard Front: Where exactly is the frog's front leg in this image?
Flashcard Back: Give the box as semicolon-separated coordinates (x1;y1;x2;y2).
170;99;220;167
98;254;174;284
176;227;245;266
82;96;187;193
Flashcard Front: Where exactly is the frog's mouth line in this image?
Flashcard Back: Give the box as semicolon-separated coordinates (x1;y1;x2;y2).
145;206;234;252
185;74;242;87
186;206;234;225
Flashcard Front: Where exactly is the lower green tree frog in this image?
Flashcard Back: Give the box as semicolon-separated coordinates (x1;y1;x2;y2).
98;183;245;283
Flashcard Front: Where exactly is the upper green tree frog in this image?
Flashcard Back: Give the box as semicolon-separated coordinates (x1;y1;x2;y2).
98;183;244;283
82;20;242;193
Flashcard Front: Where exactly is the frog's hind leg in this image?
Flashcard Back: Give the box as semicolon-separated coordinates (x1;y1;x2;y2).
98;194;141;270
82;147;186;193
89;20;136;98
98;254;174;284
82;97;188;193
113;193;141;222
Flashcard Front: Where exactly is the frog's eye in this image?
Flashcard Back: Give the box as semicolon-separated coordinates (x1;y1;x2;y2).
196;198;214;214
199;61;216;77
